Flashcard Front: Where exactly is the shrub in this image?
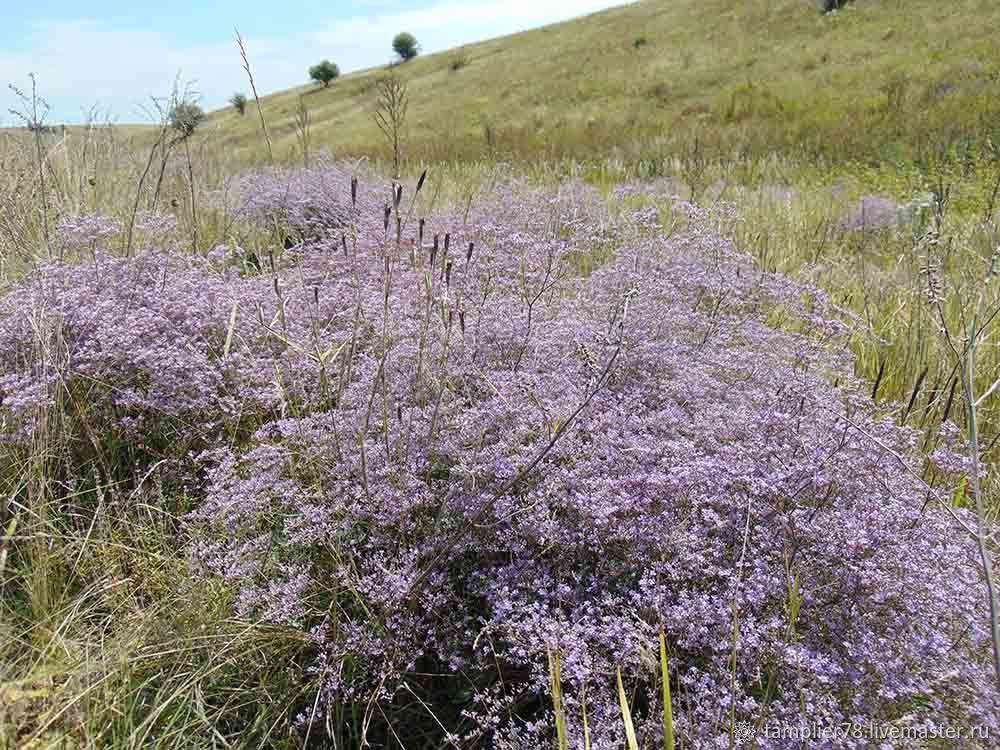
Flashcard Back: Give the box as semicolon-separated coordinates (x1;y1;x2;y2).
839;194;933;233
449;51;469;71
0;252;251;473
392;32;419;62
308;60;340;88
3;167;997;747
54;213;122;251
232;156;386;240
633;36;648;49
198;169;999;745
839;194;902;232
821;0;853;12
168;101;205;138
230;92;248;116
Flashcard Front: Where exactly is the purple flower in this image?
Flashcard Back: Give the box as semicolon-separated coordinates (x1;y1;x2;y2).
3;163;995;748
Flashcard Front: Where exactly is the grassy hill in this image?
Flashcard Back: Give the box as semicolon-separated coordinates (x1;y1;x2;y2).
209;0;1000;171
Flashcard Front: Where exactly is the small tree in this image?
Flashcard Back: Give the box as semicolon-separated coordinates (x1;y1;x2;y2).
230;93;248;116
393;33;419;62
168;101;205;138
309;60;340;88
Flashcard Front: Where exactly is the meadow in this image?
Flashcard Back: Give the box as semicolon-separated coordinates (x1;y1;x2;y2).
2;0;1000;747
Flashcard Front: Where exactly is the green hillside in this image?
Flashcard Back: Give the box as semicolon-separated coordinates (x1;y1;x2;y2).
210;0;1000;170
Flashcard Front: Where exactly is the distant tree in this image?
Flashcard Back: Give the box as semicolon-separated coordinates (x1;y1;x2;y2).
393;32;419;62
309;60;341;88
230;92;248;116
449;50;470;71
168;101;206;138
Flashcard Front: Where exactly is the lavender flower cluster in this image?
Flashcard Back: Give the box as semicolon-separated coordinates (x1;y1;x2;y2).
54;213;122;250
231;156;387;244
52;211;179;255
1;164;996;748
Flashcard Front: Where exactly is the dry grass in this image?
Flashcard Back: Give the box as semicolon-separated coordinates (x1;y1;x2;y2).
202;0;1000;175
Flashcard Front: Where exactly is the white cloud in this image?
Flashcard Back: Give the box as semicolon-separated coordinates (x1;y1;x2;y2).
0;0;629;124
0;20;298;124
316;0;627;51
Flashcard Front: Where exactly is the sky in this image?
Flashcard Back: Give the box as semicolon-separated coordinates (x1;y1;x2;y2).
0;0;628;125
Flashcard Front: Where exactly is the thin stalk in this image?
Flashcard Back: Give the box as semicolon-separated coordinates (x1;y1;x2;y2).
236;29;274;165
963;320;1000;687
183;136;198;252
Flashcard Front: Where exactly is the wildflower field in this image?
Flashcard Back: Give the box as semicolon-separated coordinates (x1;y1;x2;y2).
2;1;1000;748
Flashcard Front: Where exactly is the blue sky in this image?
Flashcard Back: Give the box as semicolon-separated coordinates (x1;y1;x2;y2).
1;0;627;124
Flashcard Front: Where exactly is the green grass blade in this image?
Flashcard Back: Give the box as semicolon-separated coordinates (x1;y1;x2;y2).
548;648;568;750
616;667;639;750
660;628;676;750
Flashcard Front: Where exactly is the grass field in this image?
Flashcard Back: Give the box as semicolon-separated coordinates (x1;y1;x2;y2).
2;0;1000;747
207;0;1000;180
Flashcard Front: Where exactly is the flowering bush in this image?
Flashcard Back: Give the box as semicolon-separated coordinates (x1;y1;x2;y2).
55;213;123;251
839;194;932;234
1;164;996;747
231;156;387;244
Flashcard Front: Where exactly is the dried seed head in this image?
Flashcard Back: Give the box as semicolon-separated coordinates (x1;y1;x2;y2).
351;176;358;208
919;255;943;305
341;233;348;256
383;205;392;233
431;235;439;266
441;233;451;279
394;184;403;210
419;218;425;247
445;260;453;287
416;169;427;195
459;308;466;333
313;287;319;305
575;340;599;376
466;241;474;263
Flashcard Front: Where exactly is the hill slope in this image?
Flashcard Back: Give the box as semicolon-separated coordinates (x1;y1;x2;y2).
211;0;1000;167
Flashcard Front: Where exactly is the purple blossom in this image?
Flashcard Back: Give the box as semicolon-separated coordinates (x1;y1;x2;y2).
55;213;122;249
840;195;905;233
2;163;996;748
